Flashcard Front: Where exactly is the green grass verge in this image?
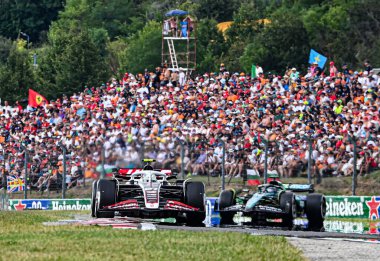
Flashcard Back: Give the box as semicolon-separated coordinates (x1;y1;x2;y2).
0;211;305;261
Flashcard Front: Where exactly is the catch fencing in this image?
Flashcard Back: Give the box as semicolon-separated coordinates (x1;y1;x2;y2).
0;134;374;204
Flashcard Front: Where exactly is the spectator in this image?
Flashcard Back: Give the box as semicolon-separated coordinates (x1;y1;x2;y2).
1;58;380;191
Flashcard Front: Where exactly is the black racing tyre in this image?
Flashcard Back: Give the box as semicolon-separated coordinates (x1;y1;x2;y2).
280;192;296;229
185;182;205;210
91;180;99;217
306;193;326;231
186;212;206;226
218;190;236;210
218;190;236;224
95;179;116;218
185;182;205;226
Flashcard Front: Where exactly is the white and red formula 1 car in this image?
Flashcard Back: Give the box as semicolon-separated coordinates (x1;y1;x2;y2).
91;159;206;225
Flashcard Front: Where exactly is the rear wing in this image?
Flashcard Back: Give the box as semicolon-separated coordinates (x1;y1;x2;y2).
283;184;314;193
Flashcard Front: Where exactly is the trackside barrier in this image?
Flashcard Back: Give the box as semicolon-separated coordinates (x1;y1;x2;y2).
7;196;380;221
8;199;91;211
325;196;380;219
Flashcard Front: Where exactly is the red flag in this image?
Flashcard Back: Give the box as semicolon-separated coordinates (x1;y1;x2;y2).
28;89;48;108
257;132;261;144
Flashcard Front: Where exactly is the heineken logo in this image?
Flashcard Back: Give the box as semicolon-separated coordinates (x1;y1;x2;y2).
326;196;380;219
326;197;364;217
52;200;91;211
8;199;92;211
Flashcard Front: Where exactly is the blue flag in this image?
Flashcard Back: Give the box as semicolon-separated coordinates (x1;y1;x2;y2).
309;49;327;68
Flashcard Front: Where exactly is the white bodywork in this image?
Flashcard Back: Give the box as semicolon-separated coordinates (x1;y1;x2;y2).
129;171;168;209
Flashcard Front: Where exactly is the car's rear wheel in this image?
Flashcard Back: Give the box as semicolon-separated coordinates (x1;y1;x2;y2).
218;190;236;224
306;194;326;231
280;192;296;229
95;179;116;218
185;182;205;226
91;180;98;217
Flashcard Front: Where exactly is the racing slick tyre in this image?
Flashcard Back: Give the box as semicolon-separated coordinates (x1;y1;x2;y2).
185;182;206;226
218;190;236;224
305;193;326;231
91;180;99;217
280;192;296;229
95;179;116;218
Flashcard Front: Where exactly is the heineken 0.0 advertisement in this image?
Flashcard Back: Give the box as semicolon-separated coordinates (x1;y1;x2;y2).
8;199;91;211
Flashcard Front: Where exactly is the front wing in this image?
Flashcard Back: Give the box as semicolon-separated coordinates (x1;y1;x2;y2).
221;204;287;218
100;199;202;218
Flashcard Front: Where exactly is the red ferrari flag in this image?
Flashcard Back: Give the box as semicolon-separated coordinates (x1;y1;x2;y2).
28;89;48;107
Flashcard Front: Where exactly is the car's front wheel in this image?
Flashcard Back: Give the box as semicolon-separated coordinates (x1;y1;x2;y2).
280;192;296;229
185;182;206;226
95;179;116;218
218;190;236;224
306;194;326;231
91;180;99;217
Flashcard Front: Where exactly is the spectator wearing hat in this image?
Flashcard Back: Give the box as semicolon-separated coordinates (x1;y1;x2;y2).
329;61;338;77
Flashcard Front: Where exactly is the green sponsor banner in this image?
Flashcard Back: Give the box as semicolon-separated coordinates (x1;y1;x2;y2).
8;199;91;211
326;196;380;220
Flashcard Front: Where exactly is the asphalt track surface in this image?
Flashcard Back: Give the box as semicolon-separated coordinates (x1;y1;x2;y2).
70;214;380;240
156;223;380;240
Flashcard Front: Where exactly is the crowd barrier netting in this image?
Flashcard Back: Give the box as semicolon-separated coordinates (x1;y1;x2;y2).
1;136;378;200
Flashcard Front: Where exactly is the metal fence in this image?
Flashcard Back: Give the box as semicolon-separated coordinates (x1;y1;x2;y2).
81;135;369;195
0;134;375;202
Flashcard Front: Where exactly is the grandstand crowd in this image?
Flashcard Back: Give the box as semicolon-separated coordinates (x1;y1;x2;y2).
1;61;380;191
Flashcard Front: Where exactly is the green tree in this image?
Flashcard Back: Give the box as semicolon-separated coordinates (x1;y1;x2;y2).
0;40;36;103
225;0;266;43
240;8;310;73
88;0;145;39
121;21;162;74
0;36;12;63
37;20;109;98
0;0;64;42
194;0;240;22
222;1;266;72
302;0;380;68
107;38;129;77
196;19;226;72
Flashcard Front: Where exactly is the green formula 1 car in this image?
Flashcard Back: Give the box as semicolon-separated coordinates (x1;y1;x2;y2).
216;180;326;231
